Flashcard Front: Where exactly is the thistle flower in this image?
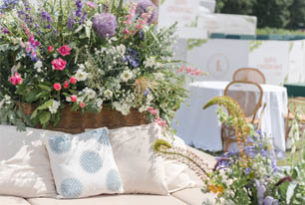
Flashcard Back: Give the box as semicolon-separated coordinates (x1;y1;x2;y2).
92;13;117;38
136;1;158;24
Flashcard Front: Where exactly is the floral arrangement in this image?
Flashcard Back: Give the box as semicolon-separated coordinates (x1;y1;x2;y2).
201;97;305;205
154;96;305;205
0;0;204;130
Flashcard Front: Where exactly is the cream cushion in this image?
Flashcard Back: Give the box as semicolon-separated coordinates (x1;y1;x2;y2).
0;196;31;205
0;125;61;197
172;188;217;205
45;128;123;198
164;136;197;193
109;123;168;195
27;194;186;205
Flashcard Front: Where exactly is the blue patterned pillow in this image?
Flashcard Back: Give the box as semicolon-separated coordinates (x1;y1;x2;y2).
45;128;123;198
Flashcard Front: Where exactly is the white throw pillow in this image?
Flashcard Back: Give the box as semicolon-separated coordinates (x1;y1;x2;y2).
0;125;61;197
163;136;197;193
109;123;168;195
45;128;123;198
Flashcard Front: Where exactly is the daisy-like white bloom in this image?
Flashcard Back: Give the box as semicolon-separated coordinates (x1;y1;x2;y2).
82;88;96;99
48;100;60;114
104;89;113;99
75;69;88;81
144;56;160;68
34;60;42;70
120;70;133;82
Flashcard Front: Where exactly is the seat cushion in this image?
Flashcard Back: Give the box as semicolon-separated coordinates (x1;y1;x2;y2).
0;196;30;205
172;188;217;205
27;194;187;205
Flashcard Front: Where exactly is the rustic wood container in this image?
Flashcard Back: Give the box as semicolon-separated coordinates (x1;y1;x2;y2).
20;103;149;134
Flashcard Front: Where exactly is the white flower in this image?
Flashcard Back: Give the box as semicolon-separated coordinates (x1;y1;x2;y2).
144;57;156;68
113;102;130;116
104;89;113;99
82;88;96;99
96;98;103;109
34;61;43;70
78;64;86;70
120;70;133;82
48;100;60;114
116;44;126;56
75;69;88;81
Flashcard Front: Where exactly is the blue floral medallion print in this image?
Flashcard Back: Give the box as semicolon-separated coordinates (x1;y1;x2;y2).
48;135;71;154
80;151;103;173
60;178;83;198
106;169;122;192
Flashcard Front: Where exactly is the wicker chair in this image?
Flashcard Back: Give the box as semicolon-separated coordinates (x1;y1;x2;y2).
222;81;266;152
233;68;266;84
285;97;305;142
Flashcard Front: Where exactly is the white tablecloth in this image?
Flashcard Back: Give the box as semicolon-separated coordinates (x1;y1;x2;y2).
173;81;288;152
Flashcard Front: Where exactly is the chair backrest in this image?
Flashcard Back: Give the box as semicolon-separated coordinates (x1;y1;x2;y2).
233;68;266;84
224;81;263;122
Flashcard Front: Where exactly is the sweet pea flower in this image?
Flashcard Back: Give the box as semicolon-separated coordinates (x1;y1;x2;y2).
86;1;96;8
79;102;86;108
154;117;167;127
52;58;67;71
70;95;77;102
57;45;71;56
9;73;23;86
63;81;69;89
70;76;77;84
53;83;61;91
148;107;158;115
48;46;54;52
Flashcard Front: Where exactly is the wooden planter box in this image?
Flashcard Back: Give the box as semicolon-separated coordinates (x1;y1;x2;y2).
20;103;149;134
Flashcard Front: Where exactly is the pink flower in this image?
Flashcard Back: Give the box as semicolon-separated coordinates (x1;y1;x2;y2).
186;67;192;74
48;46;54;52
79;102;86;109
124;28;130;35
52;58;67;71
70;95;77;103
136;24;143;30
57;45;71;57
63;81;69;89
70;76;77;85
86;1;96;8
148;107;158;115
9;73;23;86
178;66;186;73
154;117;167;127
53;83;61;91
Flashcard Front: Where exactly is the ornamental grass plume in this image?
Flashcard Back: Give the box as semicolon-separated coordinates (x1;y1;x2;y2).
153;139;210;181
93;13;117;38
136;0;158;24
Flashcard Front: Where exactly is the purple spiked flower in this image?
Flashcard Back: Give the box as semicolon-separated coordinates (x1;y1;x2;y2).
92;13;117;38
136;1;158;24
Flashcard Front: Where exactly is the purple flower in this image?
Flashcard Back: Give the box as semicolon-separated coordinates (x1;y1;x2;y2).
41;11;51;22
213;157;231;171
255;180;266;205
0;0;19;12
93;13;117;38
245;167;251;175
124;48;140;68
136;1;158;24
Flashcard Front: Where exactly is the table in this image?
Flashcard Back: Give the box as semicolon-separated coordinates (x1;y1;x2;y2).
284;83;305;97
172;81;288;152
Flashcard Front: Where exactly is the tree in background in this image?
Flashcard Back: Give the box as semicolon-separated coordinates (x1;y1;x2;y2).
215;0;256;16
289;0;305;29
216;0;303;29
254;0;293;28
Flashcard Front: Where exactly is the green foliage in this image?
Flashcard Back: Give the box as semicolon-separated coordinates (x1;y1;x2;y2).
215;0;256;16
256;28;305;35
216;0;305;29
254;0;293;28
